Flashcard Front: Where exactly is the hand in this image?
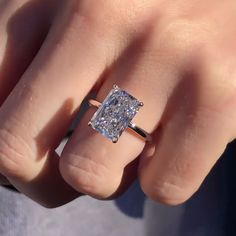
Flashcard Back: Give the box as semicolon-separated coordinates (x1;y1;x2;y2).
0;0;235;207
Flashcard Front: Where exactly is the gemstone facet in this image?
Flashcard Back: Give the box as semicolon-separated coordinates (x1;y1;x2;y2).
89;86;142;142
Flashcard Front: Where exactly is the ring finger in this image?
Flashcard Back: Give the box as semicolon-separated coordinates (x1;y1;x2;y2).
59;28;180;198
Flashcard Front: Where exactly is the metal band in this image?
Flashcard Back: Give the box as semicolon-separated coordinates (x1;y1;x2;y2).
88;99;152;142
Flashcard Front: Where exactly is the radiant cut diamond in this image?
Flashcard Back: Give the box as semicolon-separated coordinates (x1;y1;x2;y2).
89;86;143;142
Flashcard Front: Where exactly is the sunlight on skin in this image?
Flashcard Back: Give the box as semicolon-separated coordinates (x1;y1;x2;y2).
0;0;235;207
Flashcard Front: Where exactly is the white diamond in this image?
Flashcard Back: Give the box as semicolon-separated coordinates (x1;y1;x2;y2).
90;86;142;142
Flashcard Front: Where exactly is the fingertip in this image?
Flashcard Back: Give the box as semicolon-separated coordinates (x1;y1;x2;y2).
140;177;196;206
59;150;117;199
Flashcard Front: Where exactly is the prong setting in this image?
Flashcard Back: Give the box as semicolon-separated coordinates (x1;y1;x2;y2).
139;102;144;107
88;85;142;143
113;84;119;90
112;137;118;143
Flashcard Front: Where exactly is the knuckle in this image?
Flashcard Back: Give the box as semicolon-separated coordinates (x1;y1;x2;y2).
70;1;122;34
69;0;151;41
158;18;211;60
141;179;192;206
0;127;31;179
60;153;111;198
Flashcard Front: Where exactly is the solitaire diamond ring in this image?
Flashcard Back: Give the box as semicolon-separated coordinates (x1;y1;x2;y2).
88;85;152;143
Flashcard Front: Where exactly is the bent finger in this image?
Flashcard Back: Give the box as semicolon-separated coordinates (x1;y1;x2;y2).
0;2;116;207
139;64;236;205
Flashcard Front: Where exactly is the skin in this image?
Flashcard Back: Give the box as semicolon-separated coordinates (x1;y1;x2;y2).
0;0;235;208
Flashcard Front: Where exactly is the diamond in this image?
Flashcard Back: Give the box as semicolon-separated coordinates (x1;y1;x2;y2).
89;86;142;142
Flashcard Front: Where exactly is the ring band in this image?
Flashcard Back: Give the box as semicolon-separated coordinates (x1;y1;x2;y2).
88;85;152;143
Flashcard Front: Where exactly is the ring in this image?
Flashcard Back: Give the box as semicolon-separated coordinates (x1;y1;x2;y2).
88;85;152;143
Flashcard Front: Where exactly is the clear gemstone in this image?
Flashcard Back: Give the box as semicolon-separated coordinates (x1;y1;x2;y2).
90;87;142;142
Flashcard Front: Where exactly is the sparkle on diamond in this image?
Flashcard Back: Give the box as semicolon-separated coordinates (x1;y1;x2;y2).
90;87;142;142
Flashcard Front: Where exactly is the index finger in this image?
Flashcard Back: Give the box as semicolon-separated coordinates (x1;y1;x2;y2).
0;2;117;207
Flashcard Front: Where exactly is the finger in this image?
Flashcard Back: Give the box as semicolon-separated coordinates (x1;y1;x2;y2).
0;1;55;194
59;27;180;198
0;0;55;104
0;2;116;207
139;60;236;205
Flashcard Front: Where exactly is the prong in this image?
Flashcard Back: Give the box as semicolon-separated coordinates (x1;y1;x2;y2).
139;101;144;107
113;84;119;90
88;121;92;127
88;100;92;107
112;137;118;143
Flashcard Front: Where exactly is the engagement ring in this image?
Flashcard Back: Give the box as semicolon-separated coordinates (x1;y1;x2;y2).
88;85;152;143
